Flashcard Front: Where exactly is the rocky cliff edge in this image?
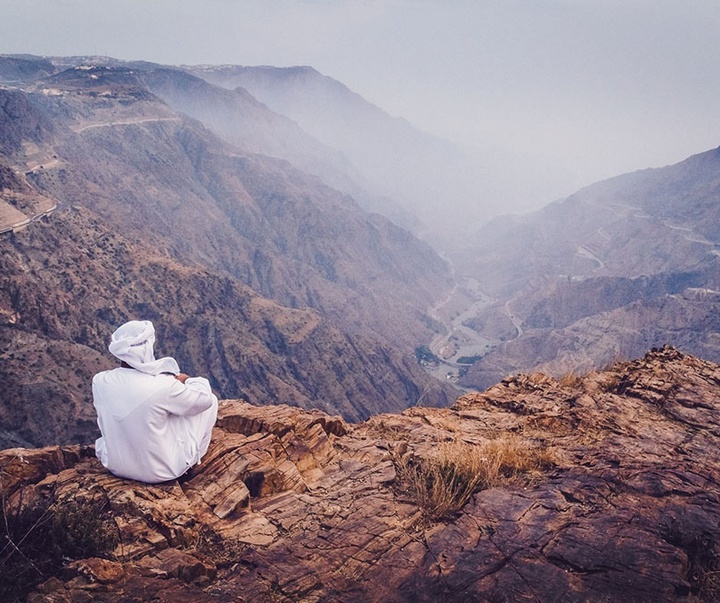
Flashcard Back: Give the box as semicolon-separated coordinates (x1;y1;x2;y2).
2;346;720;602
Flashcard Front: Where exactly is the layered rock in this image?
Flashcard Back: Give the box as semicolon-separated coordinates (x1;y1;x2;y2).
3;347;720;602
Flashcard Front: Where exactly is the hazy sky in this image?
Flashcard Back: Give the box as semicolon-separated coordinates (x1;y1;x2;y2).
2;0;720;210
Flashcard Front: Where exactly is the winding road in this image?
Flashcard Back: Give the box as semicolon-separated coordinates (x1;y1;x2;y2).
426;278;495;381
504;298;523;338
72;116;181;134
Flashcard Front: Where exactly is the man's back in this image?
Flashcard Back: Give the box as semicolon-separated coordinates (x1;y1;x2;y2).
93;367;216;483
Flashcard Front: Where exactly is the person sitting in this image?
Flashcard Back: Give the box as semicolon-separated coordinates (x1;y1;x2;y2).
92;320;218;484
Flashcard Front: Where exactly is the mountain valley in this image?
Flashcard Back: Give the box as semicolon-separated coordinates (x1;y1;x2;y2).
2;53;720;455
444;148;720;390
0;56;456;448
3;51;720;603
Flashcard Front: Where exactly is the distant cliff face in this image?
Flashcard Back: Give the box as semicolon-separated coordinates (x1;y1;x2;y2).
3;347;720;602
137;67;395;225
0;56;456;448
454;147;720;390
191;64;496;241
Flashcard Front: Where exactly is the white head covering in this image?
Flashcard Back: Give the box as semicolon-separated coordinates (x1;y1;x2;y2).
108;320;180;375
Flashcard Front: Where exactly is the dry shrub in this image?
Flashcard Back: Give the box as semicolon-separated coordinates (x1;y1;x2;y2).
661;519;720;601
557;372;586;390
0;492;118;602
195;526;248;569
694;569;720;602
395;436;556;520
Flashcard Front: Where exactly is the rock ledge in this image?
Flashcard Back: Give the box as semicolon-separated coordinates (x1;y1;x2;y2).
2;347;720;602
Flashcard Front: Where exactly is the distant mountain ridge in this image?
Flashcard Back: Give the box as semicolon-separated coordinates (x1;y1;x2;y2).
135;67;409;227
190;64;496;242
0;55;456;448
453;146;720;389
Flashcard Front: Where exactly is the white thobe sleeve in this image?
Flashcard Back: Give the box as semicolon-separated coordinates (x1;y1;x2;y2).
163;376;216;417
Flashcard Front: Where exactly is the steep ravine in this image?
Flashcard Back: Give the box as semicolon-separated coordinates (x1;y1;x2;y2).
0;62;457;447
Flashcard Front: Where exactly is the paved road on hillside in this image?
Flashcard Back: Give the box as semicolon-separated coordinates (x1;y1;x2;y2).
576;244;605;270
504;298;523;338
72;116;181;134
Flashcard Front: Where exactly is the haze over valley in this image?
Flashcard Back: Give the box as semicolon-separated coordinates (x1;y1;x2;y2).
1;50;719;453
0;55;462;447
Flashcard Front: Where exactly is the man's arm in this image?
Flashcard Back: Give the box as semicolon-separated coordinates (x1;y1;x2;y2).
164;375;216;416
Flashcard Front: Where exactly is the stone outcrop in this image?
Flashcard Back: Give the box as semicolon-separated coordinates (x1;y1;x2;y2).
2;346;720;602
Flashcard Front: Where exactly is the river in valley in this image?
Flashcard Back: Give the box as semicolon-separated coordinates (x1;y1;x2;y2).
424;277;496;388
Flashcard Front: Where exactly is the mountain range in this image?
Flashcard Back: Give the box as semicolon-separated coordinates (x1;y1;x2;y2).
2;53;720;452
0;55;457;448
450;147;720;390
188;64;495;241
3;51;720;603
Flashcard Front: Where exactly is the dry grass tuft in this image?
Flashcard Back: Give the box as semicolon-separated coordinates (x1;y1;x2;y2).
557;371;592;389
395;436;556;520
557;371;587;390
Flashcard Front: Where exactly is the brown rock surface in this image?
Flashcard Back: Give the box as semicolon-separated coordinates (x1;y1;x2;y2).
3;346;720;602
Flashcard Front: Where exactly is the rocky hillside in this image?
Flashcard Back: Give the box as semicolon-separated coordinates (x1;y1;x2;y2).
0;208;449;446
2;347;720;602
191;64;494;242
0;56;456;447
454;147;720;390
134;66;404;226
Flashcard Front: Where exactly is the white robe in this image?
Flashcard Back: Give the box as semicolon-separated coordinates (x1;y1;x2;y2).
93;367;218;484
